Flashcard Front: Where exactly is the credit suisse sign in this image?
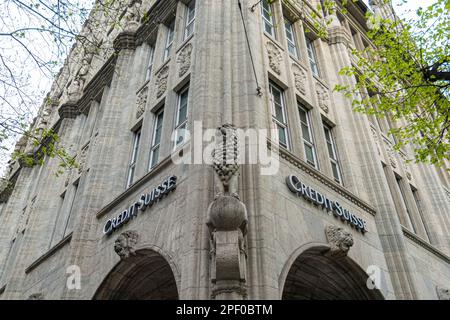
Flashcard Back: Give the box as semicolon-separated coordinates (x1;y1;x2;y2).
286;175;368;234
103;176;177;236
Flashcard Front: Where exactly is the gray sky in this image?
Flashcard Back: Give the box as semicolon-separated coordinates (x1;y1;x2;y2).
0;0;439;176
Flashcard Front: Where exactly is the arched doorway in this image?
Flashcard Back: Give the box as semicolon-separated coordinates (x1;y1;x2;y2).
281;246;384;300
93;249;179;300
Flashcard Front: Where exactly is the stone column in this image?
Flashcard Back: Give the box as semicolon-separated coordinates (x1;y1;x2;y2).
207;125;248;300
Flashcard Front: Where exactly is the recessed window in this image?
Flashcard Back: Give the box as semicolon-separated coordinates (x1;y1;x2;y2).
127;128;141;188
284;18;298;59
323;124;343;184
305;37;320;77
174;85;189;147
145;46;155;81
184;0;196;39
149;108;164;170
164;21;175;62
298;105;318;168
269;81;290;149
261;0;276;38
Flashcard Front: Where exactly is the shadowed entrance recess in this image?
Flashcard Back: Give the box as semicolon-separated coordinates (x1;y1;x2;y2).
282;247;384;300
93;249;178;300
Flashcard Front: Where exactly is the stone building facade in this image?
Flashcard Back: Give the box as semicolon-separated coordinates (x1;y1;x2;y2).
0;0;449;300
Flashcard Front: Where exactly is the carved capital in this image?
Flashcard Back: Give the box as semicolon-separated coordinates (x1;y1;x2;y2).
59;102;80;119
114;230;139;259
325;225;354;257
113;31;137;52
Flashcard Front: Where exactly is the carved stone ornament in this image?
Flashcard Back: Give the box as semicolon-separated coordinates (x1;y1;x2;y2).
27;293;44;300
371;126;381;156
136;86;148;119
114;230;139;260
78;145;89;174
212;124;240;199
292;64;306;95
177;43;193;77
325;225;354;257
156;66;169;98
384;139;397;168
436;286;450;300
266;42;282;75
316;84;330;113
124;0;142;32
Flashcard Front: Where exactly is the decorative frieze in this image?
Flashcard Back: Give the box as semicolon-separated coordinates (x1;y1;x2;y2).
266;42;282;75
136;86;148;119
177;43;193;77
292;64;306;95
156;66;169;98
316;83;330;113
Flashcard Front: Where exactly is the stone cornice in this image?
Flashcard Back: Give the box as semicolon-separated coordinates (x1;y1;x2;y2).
269;140;377;216
402;227;450;265
25;233;73;274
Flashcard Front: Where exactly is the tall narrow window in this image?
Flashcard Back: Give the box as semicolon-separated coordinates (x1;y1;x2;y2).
164;21;175;62
261;0;276;38
305;37;319;77
269;81;290;149
411;186;431;241
63;179;79;237
323;124;343;184
145;46;155;81
149;108;164;170
298;105;318;168
284;18;298;59
395;175;416;233
127;128;141;188
184;0;196;39
174;86;189;147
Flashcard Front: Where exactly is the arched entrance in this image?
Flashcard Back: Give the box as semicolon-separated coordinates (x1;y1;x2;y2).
281;246;384;300
93;248;179;300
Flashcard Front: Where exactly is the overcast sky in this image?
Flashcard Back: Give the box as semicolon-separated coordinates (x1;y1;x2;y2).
0;0;439;176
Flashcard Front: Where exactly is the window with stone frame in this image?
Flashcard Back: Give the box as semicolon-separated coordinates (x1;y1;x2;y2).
163;20;175;62
298;104;318;168
323;123;343;184
145;45;155;82
127;128;141;188
174;85;189;148
305;36;320;77
184;0;196;40
261;0;276;38
149;107;164;170
284;17;299;59
269;81;290;149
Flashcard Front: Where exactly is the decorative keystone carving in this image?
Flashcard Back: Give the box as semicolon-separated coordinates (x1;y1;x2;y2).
212;124;240;199
136;86;148;119
114;230;139;260
266;42;282;75
316;84;330;113
436;286;450;300
177;43;193;77
156;66;169;98
27;293;44;300
325;225;354;257
292;64;306;95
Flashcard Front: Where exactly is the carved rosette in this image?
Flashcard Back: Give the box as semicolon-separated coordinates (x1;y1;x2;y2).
177;43;193;77
316;84;330;113
292;64;306;95
156;66;169;98
114;230;139;260
266;42;282;75
436;286;450;300
136;86;148;119
207;124;248;300
325;225;354;257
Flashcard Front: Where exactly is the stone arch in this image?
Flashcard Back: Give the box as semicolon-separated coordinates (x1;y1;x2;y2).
93;247;180;300
280;243;384;300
